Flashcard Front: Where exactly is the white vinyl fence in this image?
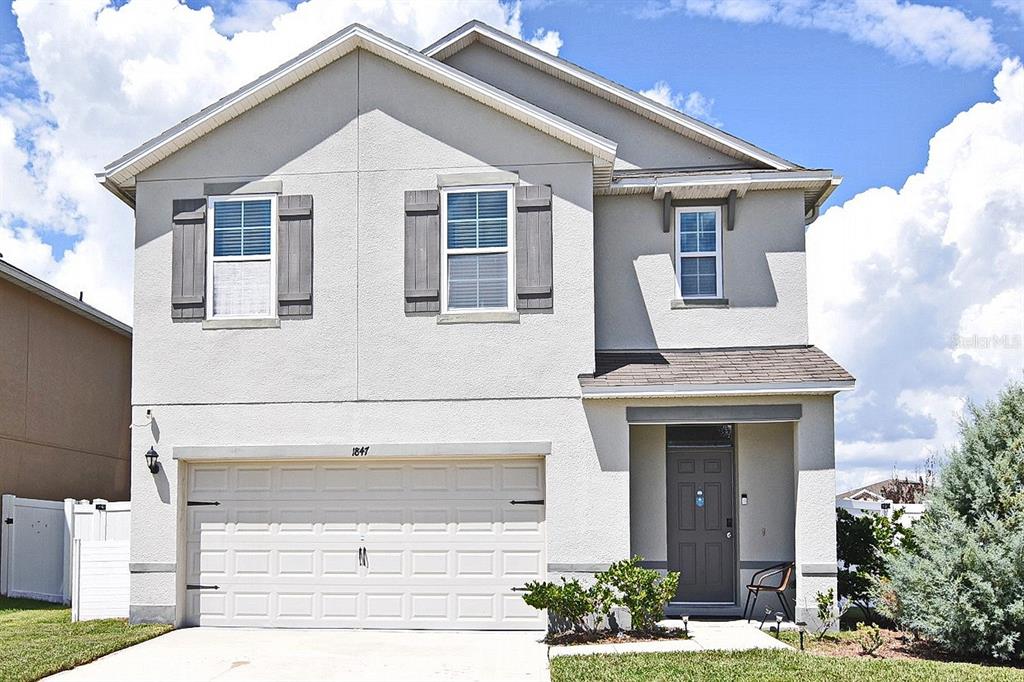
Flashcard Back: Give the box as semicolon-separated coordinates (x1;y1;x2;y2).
0;495;130;620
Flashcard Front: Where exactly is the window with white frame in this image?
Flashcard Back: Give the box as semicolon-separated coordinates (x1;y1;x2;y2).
676;206;722;298
208;195;276;318
441;186;515;312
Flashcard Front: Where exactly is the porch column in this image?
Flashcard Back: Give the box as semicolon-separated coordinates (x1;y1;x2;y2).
793;395;838;628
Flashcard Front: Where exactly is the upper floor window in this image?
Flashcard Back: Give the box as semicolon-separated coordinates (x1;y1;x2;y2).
676;206;722;299
441;186;515;312
208;195;277;319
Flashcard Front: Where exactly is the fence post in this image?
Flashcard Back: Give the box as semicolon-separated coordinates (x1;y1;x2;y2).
71;538;81;622
0;494;14;596
62;499;74;604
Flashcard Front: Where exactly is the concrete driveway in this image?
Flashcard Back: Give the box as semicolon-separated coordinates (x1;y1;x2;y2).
46;628;549;682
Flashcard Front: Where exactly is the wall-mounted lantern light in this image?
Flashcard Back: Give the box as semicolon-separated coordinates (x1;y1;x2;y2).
145;447;160;474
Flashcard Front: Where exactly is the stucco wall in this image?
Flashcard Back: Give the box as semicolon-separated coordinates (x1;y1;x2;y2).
0;277;131;501
594;192;809;349
130;49;620;620
443;42;741;171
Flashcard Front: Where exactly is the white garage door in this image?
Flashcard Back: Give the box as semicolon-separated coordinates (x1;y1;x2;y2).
184;458;546;629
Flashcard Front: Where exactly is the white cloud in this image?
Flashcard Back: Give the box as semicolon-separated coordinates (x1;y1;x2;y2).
0;0;560;322
640;80;721;125
808;58;1024;491
642;0;1003;70
993;0;1024;23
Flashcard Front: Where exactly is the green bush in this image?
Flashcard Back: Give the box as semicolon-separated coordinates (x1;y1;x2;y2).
520;577;612;634
855;621;884;655
885;382;1024;661
837;506;913;622
597;556;680;633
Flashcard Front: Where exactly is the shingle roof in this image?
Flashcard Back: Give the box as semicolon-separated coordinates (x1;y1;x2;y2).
580;345;853;389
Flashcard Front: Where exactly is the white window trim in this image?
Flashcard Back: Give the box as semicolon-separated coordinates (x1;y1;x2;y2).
206;193;278;320
440;184;516;314
674;205;723;299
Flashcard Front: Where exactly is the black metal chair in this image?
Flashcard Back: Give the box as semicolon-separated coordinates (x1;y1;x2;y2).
743;562;794;622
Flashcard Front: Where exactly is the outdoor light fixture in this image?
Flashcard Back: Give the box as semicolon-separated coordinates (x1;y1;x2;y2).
682;615;689;637
797;621;807;651
145;447;160;474
775;613;783;639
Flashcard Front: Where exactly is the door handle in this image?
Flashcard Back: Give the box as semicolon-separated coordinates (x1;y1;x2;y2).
726;531;733;539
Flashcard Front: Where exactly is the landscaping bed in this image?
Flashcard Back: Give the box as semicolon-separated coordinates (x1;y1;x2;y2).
546;625;689;646
779;628;1024;668
0;596;171;682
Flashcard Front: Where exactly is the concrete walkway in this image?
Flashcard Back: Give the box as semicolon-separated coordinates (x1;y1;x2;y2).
46;628;549;682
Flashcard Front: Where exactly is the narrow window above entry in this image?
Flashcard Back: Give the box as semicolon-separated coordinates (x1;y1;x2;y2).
676;205;722;299
441;186;515;313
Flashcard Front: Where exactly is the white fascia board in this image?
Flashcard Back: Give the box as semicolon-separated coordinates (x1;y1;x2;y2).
581;380;855;399
98;24;615;201
173;441;552;461
612;169;838;198
425;22;796;171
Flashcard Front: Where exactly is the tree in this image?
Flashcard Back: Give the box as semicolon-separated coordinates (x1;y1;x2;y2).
837;506;912;621
885;382;1024;661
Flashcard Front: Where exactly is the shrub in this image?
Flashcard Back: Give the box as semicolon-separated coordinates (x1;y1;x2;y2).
813;588;849;639
520;577;612;634
855;621;884;656
885;382;1024;661
597;556;679;634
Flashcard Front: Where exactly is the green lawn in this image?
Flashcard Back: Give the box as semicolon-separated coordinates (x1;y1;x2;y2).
0;597;171;682
549;650;1024;682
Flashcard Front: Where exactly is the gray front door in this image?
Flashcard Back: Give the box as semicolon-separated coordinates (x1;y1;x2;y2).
666;428;736;604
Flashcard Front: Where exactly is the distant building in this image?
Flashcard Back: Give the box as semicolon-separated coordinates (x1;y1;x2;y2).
836;479;929;526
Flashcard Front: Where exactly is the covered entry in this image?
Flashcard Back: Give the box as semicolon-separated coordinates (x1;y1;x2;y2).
183;457;546;629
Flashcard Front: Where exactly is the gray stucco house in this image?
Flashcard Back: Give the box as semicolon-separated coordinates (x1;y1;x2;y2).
98;21;853;629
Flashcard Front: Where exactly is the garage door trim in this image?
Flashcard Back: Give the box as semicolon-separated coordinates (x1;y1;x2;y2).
174;441;551;461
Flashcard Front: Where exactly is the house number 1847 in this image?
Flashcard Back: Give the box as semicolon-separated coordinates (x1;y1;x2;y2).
351;446;370;457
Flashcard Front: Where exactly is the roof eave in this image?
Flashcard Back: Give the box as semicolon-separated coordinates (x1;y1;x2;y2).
580;380;856;399
0;259;132;336
98;23;616;199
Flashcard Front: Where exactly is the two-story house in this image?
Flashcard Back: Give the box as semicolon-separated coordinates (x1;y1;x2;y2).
98;21;853;630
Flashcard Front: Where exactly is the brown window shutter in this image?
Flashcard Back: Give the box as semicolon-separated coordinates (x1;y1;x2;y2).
277;195;313;317
171;198;207;321
404;190;440;314
515;185;553;311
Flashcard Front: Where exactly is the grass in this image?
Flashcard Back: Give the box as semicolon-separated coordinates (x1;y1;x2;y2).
549;649;1024;682
0;597;171;682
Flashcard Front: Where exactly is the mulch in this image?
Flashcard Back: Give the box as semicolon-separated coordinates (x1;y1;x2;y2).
546;627;690;646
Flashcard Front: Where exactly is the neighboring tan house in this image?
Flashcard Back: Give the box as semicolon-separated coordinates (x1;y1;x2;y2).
98;21;854;629
0;258;132;501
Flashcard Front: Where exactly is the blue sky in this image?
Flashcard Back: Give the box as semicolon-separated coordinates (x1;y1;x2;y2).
0;0;1021;491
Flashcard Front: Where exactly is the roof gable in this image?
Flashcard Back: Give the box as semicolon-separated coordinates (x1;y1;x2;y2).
99;24;616;205
424;21;797;172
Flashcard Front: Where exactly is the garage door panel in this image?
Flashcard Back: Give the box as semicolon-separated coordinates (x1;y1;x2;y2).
189;461;542;501
186;459;546;629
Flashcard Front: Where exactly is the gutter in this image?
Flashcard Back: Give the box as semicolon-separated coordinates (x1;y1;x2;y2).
580;380;855;399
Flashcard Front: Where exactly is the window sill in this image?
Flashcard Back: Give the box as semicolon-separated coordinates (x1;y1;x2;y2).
671;298;729;309
202;318;280;330
437;311;521;325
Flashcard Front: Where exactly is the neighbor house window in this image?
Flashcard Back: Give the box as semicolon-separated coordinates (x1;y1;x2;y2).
207;195;276;318
441;186;515;312
676;206;722;298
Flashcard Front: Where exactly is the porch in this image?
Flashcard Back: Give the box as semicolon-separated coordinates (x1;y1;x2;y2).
579;345;855;627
